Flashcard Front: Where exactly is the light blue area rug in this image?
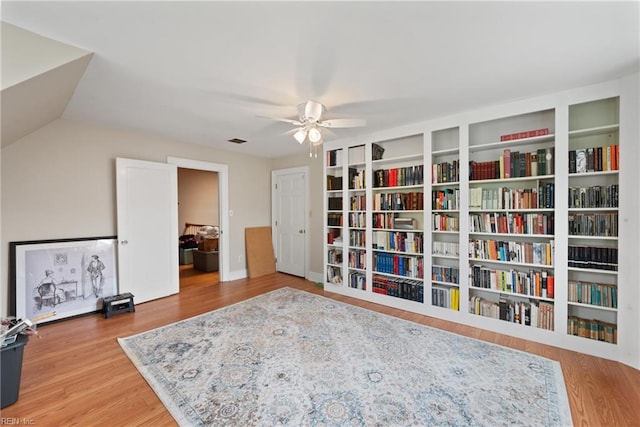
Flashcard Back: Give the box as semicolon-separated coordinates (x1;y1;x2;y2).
118;287;572;426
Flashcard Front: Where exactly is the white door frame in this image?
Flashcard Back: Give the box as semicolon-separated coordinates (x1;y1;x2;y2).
271;166;310;279
168;157;229;282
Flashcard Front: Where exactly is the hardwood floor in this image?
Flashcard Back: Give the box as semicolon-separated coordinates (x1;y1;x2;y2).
3;273;639;426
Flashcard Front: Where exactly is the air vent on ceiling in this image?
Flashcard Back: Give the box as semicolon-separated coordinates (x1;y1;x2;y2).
228;138;246;144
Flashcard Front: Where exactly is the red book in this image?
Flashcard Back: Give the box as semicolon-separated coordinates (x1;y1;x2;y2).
547;276;555;299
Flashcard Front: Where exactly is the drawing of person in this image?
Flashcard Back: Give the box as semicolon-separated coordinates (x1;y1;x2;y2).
87;255;106;297
36;269;66;309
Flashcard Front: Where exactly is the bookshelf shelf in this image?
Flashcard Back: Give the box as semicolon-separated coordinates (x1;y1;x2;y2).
372;153;423;166
569;171;619;178
431;148;459;156
373;248;423;256
470;286;555;303
568;123;619;137
432;181;460;187
568;235;618;241
432;280;459;287
372;271;424;281
469;134;555;152
468;258;553;269
469;175;555;184
568;207;619;212
568;267;618;275
468;232;554;238
568;301;617;312
432;254;460;260
470;208;554;213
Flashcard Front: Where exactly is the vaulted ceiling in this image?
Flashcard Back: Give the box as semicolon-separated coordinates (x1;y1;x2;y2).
2;1;638;158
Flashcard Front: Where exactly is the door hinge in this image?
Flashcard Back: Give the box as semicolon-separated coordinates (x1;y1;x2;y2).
275;221;278;226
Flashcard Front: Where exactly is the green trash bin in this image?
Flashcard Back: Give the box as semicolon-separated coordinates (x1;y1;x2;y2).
1;334;29;408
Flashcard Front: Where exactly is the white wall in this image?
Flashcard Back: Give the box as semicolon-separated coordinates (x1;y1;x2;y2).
1;118;273;316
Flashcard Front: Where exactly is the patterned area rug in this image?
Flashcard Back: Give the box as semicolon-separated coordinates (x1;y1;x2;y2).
118;287;572;426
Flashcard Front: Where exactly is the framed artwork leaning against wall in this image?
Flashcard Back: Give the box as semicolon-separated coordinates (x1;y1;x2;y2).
10;236;118;324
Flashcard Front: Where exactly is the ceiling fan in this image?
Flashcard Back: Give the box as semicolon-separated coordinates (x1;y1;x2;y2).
262;100;366;157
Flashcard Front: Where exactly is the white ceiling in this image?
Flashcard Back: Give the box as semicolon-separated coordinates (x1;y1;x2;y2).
2;1;639;158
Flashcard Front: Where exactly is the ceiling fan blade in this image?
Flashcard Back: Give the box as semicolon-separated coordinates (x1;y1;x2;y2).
318;118;367;128
257;115;303;126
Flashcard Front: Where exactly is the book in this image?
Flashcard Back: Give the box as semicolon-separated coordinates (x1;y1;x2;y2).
545;147;555;175
503;149;511;178
568;150;576;174
575;149;587;173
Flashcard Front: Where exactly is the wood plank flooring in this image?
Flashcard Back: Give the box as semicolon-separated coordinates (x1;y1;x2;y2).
2;272;639;426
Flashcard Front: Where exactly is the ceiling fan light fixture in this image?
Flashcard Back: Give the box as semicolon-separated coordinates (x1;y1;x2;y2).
293;128;307;144
308;126;322;143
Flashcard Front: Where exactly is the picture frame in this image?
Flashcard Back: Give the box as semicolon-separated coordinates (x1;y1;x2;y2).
10;236;118;324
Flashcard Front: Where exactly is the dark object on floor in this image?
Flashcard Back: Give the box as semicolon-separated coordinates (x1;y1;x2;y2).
102;293;135;319
1;334;28;408
193;250;219;272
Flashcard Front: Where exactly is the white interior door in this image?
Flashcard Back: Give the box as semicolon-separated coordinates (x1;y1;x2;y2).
116;158;179;303
273;168;307;277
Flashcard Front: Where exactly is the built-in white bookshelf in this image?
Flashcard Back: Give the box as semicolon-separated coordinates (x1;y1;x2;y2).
322;75;639;367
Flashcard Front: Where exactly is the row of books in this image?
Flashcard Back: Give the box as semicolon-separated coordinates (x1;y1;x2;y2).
432;213;459;232
470;265;555;299
500;127;550;141
569;144;619;174
349;168;365;190
432;286;460;311
373;253;424;278
469;147;555;181
348;212;366;228
568;245;618;271
326;266;342;284
372;275;424;303
432;188;460;211
469;185;554;210
348;250;366;270
328;197;342;210
568;280;617;309
469;212;554;235
432;265;460;284
349;230;365;247
469;239;555;266
327;174;342;191
372;213;420;230
348;272;366;291
327;249;342;265
373;165;424;188
372;213;397;230
373;230;424;253
568;213;618;237
568;184;618;209
373;192;424;211
350;195;366;211
470;296;554;331
431;160;460;184
567;317;616;344
327;213;342;226
432;241;460;257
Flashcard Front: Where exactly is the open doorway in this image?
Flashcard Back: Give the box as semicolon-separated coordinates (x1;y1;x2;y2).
177;167;220;289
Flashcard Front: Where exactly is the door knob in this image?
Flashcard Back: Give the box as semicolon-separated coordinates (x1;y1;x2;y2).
298;229;304;234
120;240;129;245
